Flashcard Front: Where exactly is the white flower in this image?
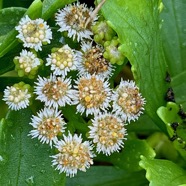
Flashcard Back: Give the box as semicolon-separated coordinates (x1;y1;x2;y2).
77;42;113;78
14;49;42;78
89;113;127;155
73;74;112;116
55;2;98;42
112;80;146;122
51;133;94;177
89;112;127;156
15;15;52;51
3;82;31;110
34;75;76;108
29;107;66;147
46;44;81;77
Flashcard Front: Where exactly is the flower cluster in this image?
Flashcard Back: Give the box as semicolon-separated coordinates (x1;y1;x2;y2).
77;42;113;78
29;107;66;147
14;49;43;79
15;15;52;51
51;133;94;177
112;80;146;122
89;112;127;155
46;45;80;77
3;1;146;178
3;82;32;111
55;2;98;42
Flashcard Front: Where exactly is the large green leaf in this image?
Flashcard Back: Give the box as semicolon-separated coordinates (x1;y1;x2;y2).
0;7;26;36
42;0;76;20
160;0;186;110
96;139;155;172
98;0;168;132
127;113;160;133
66;166;148;186
0;109;65;186
161;0;186;77
171;72;186;110
140;156;186;186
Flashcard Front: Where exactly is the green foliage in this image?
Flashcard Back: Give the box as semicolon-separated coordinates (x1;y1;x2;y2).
0;7;26;74
66;166;148;186
0;109;65;186
98;0;168;132
157;102;182;136
160;0;186;110
0;7;26;36
140;156;186;186
96;139;156;172
0;0;186;185
157;102;186;161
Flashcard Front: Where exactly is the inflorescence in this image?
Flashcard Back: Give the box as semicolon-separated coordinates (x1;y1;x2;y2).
3;1;146;178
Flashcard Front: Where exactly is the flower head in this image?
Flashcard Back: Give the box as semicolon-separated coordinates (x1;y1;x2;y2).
77;42;113;78
3;82;32;110
34;75;76;108
51;133;94;177
89;112;127;155
73;74;112;116
14;49;42;79
29;107;66;147
55;2;98;42
46;45;80;77
112;80;146;122
15;15;52;51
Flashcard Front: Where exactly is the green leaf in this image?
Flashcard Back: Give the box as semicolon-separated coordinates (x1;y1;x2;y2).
161;0;186;77
139;156;186;186
0;29;19;58
98;0;168;132
0;55;15;75
0;109;65;186
171;72;186;110
157;102;182;136
174;123;186;161
0;42;23;75
66;166;148;186
127;113;160;133
157;102;186;161
157;102;182;125
42;0;76;20
146;132;180;162
114;139;155;171
0;7;26;36
0;0;43;58
160;0;186;110
96;139;155;172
